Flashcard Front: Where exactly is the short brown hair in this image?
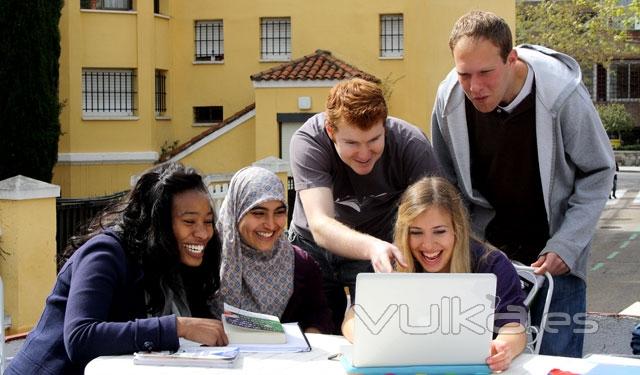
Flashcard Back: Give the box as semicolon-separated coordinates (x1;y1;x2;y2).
325;78;387;131
448;10;512;62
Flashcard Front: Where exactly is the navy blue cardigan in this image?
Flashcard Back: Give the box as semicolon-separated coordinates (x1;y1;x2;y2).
6;232;179;375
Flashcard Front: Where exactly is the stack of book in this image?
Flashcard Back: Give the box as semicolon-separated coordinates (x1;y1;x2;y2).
133;346;239;368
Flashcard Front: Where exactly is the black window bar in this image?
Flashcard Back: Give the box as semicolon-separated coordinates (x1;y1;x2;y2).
195;21;224;61
260;18;291;60
80;0;132;11
380;14;404;58
155;70;167;116
596;64;607;102
82;70;136;115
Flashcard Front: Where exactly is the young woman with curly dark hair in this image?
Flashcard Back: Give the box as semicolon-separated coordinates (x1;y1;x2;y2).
6;162;227;375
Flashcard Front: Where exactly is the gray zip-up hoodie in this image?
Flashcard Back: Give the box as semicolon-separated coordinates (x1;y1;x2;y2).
431;44;615;280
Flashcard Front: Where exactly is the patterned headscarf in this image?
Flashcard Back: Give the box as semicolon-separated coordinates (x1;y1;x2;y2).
213;166;294;318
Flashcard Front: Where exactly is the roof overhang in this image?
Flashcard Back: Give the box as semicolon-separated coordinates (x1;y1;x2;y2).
252;79;342;88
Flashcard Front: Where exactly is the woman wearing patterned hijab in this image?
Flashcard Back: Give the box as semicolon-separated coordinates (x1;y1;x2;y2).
214;166;333;333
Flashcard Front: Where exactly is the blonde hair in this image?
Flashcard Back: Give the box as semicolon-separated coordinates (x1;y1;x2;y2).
325;78;387;132
394;177;472;273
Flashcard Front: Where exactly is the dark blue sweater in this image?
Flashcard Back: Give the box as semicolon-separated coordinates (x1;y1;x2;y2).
470;240;527;330
6;232;179;375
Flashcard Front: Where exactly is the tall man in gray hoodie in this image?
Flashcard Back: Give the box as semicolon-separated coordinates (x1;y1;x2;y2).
431;11;615;357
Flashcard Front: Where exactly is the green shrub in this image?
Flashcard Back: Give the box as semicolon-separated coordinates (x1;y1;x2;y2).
617;144;640;151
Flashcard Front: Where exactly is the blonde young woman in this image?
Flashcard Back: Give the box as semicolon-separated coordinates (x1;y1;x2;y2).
342;177;526;372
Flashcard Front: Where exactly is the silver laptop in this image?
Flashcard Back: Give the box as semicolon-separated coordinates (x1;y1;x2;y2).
352;272;497;367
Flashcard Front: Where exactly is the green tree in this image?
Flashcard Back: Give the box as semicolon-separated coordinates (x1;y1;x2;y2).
597;103;634;140
0;0;63;182
516;0;639;75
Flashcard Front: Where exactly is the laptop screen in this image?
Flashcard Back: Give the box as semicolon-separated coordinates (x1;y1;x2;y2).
352;273;497;367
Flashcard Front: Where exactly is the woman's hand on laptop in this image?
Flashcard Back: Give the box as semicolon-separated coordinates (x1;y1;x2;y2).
486;323;526;372
486;339;512;372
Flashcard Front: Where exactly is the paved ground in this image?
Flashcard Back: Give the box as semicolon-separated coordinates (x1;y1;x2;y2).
583;313;640;355
582;167;640;356
5;338;22;361
588;172;640;313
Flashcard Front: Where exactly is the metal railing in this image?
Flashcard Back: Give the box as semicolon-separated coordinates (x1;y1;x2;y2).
56;191;127;269
195;21;224;62
82;69;137;116
155;70;167;116
380;14;404;58
260;18;291;60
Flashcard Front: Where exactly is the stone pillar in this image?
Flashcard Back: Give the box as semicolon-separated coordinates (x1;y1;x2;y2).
0;176;59;335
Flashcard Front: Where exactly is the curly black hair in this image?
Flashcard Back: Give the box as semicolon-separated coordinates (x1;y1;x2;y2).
62;162;221;317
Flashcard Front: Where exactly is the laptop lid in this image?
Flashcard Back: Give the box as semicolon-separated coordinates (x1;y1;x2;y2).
352;272;497;367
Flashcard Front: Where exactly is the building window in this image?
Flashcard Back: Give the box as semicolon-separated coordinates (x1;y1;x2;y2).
194;106;223;124
195;20;224;62
596;64;607;102
608;61;640;100
80;0;132;11
154;0;160;14
82;69;136;117
380;14;404;58
155;70;167;116
260;17;291;61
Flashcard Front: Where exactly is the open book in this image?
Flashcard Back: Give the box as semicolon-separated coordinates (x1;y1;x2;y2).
222;303;286;344
133;346;239;368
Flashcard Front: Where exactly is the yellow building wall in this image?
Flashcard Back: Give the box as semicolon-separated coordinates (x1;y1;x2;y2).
81;13;137;67
54;163;154;198
0;199;57;334
168;0;513;144
254;87;328;159
56;2;174;196
179;119;257;174
57;0;514;197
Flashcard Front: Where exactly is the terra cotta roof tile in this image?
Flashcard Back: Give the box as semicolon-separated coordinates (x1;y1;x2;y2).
250;49;380;83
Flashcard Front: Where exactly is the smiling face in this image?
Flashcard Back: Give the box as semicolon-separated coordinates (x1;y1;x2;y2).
408;206;456;273
453;36;518;113
171;189;214;267
326;118;385;175
238;200;287;252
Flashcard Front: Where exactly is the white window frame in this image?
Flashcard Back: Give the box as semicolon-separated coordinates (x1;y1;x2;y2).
81;0;132;11
380;14;404;58
260;17;291;61
82;68;136;118
195;20;224;62
607;60;640;101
